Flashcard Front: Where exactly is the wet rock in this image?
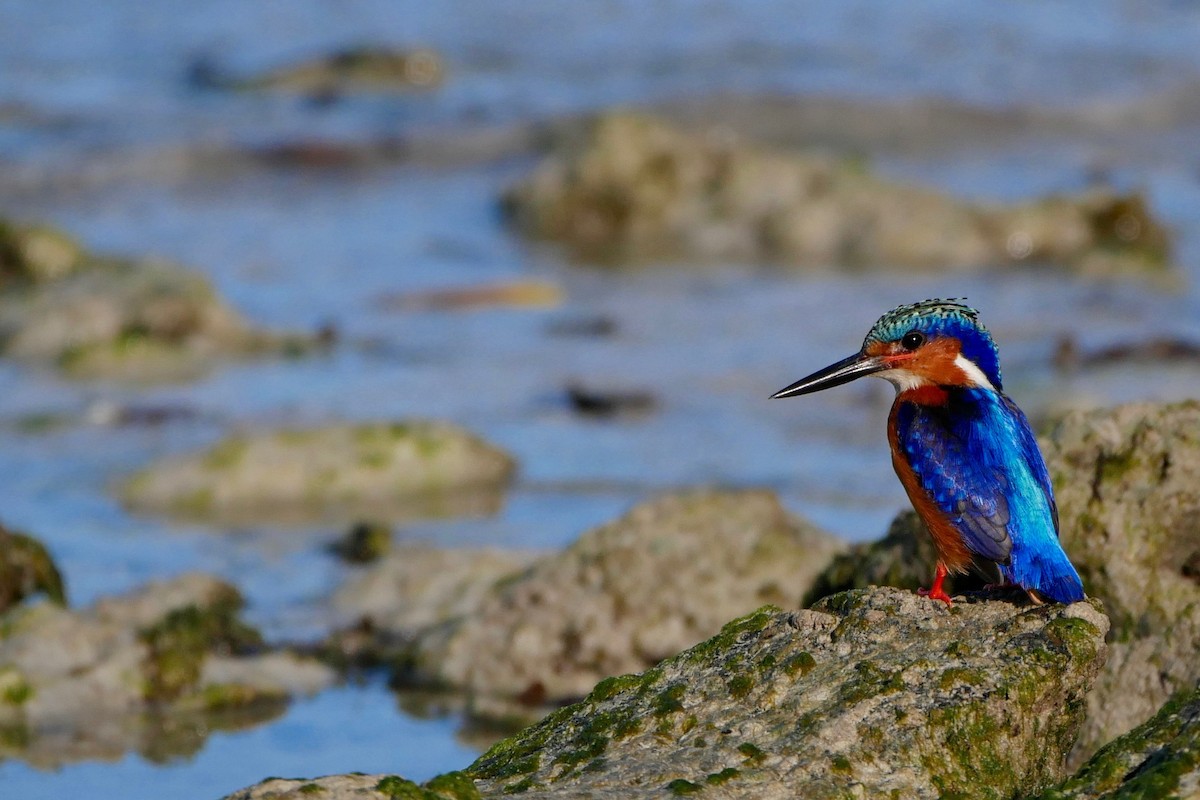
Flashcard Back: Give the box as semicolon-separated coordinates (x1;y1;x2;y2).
409;490;844;705
504;113;1170;276
0;524;66;614
120;422;516;524
0;573;334;767
224;46;444;96
1036;685;1200;800
331;520;394;564
801;510;988;606
1042;400;1200;765
0;219;321;381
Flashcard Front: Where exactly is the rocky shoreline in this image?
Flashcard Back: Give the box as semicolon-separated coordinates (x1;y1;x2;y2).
3;393;1197;793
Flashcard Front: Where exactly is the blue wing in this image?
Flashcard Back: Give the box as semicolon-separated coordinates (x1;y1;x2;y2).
894;394;1014;564
895;388;1083;602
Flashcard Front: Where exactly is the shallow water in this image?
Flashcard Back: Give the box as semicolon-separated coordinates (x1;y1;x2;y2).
3;3;1200;798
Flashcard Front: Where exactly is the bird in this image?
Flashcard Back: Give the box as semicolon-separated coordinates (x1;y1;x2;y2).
771;298;1084;606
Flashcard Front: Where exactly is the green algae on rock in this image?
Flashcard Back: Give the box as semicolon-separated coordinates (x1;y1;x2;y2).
119;422;516;524
1042;401;1200;766
503;113;1170;277
0;219;321;382
0;524;66;615
1035;685;1200;800
221;771;482;800
0;573;334;768
465;588;1107;799
407;490;844;706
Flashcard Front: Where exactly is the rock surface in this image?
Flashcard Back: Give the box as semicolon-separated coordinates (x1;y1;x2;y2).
0;573;335;767
333;544;541;638
1043;400;1200;765
226;588;1109;799
0;219;317;381
119;421;516;524
408;490;844;704
0;524;65;614
504;113;1170;277
1035;684;1200;800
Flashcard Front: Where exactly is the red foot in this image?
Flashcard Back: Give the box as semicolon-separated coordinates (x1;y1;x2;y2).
918;562;953;606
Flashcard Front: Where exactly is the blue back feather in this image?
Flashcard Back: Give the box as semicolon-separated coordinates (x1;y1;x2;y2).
895;389;1084;603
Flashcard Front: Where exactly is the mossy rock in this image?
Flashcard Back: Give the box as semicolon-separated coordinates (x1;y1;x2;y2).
1042;401;1200;765
0;219;323;382
0;221;85;287
120;422;515;524
139;586;263;703
1034;685;1200;800
220;771;481;800
464;589;1108;799
504;112;1172;277
0;525;66;615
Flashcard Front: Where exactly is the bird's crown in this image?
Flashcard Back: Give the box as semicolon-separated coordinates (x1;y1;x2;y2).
864;298;1003;389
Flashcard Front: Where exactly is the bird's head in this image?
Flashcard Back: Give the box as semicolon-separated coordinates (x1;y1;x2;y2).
771;299;1002;399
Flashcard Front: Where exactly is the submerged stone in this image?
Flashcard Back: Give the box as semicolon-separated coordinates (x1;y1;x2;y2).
504;113;1170;277
119;421;516;525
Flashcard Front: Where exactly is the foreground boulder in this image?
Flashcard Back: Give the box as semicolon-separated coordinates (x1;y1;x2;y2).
1043;400;1200;764
120;422;515;524
802;400;1200;768
1036;684;1200;800
407;490;844;704
0;219;317;381
225;587;1108;800
504;113;1170;277
0;573;334;767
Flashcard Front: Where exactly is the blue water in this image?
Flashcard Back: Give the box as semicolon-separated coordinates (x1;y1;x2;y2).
2;2;1200;798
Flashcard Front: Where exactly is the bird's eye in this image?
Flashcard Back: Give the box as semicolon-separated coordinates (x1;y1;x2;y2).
900;331;925;351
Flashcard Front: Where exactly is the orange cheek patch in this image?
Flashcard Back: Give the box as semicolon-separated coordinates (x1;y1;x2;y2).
904;338;966;385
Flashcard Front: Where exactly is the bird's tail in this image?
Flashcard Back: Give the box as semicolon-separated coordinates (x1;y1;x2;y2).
1003;545;1085;604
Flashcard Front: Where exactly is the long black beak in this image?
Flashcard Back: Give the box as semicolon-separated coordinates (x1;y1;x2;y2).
770;353;888;399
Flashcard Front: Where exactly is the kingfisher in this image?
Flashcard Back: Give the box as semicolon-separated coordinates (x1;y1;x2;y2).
771;299;1084;606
